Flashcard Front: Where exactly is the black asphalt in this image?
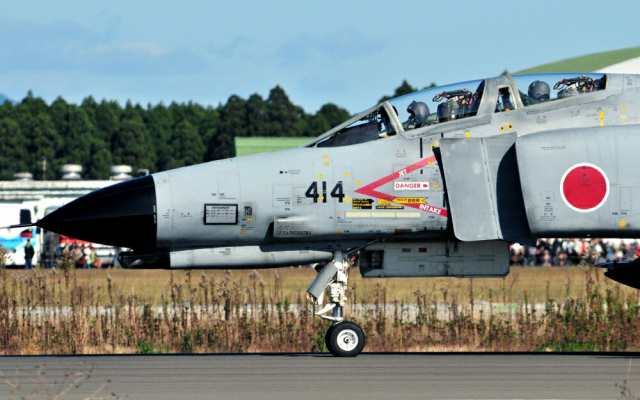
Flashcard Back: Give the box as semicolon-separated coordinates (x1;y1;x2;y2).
0;353;638;399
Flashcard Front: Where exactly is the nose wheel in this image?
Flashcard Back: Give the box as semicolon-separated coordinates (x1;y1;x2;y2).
308;250;366;356
325;321;365;357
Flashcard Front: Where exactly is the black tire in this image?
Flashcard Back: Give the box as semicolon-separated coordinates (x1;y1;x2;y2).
324;324;336;352
327;321;365;357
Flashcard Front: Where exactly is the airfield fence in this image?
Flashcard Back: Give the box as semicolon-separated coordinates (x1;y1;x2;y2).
0;267;639;354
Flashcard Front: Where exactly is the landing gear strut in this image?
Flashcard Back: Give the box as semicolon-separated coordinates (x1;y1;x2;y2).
308;251;366;357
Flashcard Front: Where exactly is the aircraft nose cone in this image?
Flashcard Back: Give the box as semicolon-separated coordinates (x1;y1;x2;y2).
38;176;157;250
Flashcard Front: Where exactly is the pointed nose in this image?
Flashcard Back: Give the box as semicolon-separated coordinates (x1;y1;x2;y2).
38;176;157;249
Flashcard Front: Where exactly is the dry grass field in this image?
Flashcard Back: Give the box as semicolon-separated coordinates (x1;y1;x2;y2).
34;265;637;305
0;265;639;355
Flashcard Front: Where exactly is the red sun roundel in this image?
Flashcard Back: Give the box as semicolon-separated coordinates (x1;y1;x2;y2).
560;163;609;213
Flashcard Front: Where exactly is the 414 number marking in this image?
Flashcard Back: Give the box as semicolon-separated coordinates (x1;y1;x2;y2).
305;181;345;203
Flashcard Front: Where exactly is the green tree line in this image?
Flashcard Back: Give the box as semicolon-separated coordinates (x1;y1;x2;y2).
0;81;420;180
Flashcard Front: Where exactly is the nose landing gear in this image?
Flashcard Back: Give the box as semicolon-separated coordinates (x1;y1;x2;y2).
308;250;366;357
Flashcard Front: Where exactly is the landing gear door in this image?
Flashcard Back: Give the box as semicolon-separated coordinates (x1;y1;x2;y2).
439;132;532;243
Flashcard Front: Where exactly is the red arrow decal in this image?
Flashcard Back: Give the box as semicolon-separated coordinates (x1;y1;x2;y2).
355;156;448;217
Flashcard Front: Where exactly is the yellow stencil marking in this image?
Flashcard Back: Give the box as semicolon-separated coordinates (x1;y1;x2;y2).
617;218;629;230
599;111;605;127
343;171;351;177
396;197;426;205
499;123;513;134
346;211;421;219
618;103;628;122
395;212;421;218
464;130;471;139
345;211;372;218
321;153;331;166
375;212;397;218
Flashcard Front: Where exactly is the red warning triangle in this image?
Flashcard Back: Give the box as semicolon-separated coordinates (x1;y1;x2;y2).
354;156;448;217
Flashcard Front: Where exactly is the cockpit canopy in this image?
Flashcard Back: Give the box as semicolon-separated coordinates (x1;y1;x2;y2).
389;79;485;128
514;73;606;106
310;72;608;148
313;79;485;147
316;104;397;148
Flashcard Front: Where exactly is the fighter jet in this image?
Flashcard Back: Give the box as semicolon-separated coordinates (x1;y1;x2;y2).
32;71;640;356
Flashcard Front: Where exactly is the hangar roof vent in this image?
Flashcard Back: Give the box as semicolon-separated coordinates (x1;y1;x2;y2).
111;165;133;181
13;172;33;181
61;164;83;180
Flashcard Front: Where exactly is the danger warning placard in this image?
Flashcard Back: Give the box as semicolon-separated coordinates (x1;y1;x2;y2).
355;156;448;217
393;181;429;191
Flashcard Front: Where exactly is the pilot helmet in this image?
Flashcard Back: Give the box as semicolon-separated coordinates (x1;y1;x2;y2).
528;80;550;102
407;101;430;126
437;101;458;123
558;86;578;99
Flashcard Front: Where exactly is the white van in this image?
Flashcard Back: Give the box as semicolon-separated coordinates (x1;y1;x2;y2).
0;179;121;268
0;202;39;267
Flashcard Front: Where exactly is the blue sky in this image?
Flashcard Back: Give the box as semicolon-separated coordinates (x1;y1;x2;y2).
0;0;637;112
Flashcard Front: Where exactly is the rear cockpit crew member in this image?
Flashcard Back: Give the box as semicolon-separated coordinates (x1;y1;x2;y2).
404;101;430;130
527;80;550;105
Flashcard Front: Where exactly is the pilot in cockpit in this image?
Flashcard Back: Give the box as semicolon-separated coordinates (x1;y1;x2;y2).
403;101;430;130
527;80;550;105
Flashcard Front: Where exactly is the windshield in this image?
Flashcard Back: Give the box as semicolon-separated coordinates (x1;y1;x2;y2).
388;79;485;131
316;106;395;147
514;73;606;106
310;78;487;146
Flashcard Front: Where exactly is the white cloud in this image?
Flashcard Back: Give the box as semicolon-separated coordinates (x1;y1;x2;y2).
0;18;208;76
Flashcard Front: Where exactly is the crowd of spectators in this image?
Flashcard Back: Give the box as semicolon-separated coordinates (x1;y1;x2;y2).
510;239;640;266
35;238;640;269
41;242;106;269
60;243;102;269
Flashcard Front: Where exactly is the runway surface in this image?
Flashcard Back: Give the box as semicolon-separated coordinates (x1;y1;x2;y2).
0;353;638;400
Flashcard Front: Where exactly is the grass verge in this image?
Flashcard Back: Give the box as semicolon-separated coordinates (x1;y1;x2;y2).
0;266;639;354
